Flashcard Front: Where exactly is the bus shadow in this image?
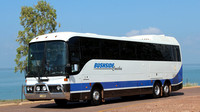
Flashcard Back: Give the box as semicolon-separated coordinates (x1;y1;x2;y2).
32;102;91;109
170;92;184;96
104;92;184;105
32;92;184;109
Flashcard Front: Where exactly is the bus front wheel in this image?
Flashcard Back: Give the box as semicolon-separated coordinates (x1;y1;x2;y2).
90;88;102;106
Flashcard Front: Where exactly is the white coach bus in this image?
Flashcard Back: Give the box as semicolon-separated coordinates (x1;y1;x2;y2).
25;32;182;105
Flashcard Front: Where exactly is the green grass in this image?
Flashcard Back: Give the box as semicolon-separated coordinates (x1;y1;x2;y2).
183;82;198;87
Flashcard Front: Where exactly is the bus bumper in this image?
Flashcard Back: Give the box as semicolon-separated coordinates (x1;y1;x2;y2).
171;82;183;91
25;92;70;101
24;84;70;101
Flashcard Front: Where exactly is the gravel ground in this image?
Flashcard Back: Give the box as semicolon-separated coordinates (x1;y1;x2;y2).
104;95;200;112
1;87;200;112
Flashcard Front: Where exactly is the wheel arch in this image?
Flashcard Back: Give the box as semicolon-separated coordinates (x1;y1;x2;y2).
91;83;104;92
164;79;171;86
90;83;104;102
153;80;162;87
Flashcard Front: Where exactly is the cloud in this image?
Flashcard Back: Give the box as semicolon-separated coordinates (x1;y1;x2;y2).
126;27;162;37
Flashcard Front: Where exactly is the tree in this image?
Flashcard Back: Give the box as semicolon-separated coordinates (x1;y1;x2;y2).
15;0;59;73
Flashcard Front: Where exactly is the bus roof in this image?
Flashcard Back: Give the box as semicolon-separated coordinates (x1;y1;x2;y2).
30;32;180;45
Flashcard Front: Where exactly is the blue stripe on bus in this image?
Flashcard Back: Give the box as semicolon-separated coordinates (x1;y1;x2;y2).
70;66;183;92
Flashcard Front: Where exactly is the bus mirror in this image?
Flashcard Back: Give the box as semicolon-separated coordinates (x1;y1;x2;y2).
66;65;71;74
72;64;79;73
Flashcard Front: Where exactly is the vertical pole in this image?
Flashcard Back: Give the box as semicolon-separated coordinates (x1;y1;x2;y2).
21;84;23;102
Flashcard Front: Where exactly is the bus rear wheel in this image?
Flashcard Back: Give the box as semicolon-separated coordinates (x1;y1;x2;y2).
163;83;170;97
90;88;102;106
153;82;161;98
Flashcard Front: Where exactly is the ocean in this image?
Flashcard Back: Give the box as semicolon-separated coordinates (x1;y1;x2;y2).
0;69;25;100
183;64;200;84
0;64;199;100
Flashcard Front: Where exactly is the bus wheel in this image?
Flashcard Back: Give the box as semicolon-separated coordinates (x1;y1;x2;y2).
54;99;67;106
163;83;170;97
90;88;102;106
153;82;161;98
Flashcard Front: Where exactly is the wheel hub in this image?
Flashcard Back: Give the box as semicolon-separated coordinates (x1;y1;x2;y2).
164;85;169;93
155;85;160;95
93;91;100;100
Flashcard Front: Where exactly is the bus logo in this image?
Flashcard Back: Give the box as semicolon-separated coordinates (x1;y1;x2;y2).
94;63;122;71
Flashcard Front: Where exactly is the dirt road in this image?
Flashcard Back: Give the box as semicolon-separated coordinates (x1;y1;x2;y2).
0;87;200;112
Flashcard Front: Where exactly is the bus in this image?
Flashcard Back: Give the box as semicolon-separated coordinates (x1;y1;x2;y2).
24;32;182;106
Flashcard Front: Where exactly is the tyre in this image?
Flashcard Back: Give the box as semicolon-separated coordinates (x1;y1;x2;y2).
90;88;102;106
54;99;67;106
163;83;170;97
153;82;161;98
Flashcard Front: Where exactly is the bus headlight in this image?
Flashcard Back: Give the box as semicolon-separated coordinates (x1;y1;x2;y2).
29;87;33;91
36;86;40;91
27;87;30;91
42;86;47;91
26;86;34;93
56;86;61;91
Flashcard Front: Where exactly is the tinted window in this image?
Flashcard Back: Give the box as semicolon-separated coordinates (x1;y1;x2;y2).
141;43;152;60
120;42;137;60
173;46;181;61
151;44;163;61
68;36;181;67
68;37;80;64
80;38;101;63
101;40;119;59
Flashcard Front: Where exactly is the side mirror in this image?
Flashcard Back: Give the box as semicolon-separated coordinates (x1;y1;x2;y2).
72;64;79;73
66;64;71;76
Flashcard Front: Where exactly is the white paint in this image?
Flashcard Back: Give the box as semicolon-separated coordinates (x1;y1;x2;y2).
30;32;180;46
26;32;182;92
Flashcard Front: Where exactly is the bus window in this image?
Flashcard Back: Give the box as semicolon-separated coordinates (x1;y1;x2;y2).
80;38;100;63
101;40;119;59
174;46;181;61
120;42;137;60
68;37;81;73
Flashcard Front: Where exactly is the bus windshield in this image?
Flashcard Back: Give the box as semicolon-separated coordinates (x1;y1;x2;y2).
27;41;67;77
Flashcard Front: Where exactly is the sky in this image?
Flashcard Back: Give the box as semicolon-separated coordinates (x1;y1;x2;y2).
0;0;200;68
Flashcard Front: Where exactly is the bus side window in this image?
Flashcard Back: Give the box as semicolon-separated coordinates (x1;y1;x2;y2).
120;42;137;60
163;45;173;61
173;46;181;61
70;47;80;63
101;40;119;59
80;38;100;63
141;43;152;60
176;47;181;61
69;46;80;73
68;37;81;74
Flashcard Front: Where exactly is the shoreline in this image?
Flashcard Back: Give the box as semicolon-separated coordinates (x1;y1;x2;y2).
182;85;200;89
0;100;53;107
